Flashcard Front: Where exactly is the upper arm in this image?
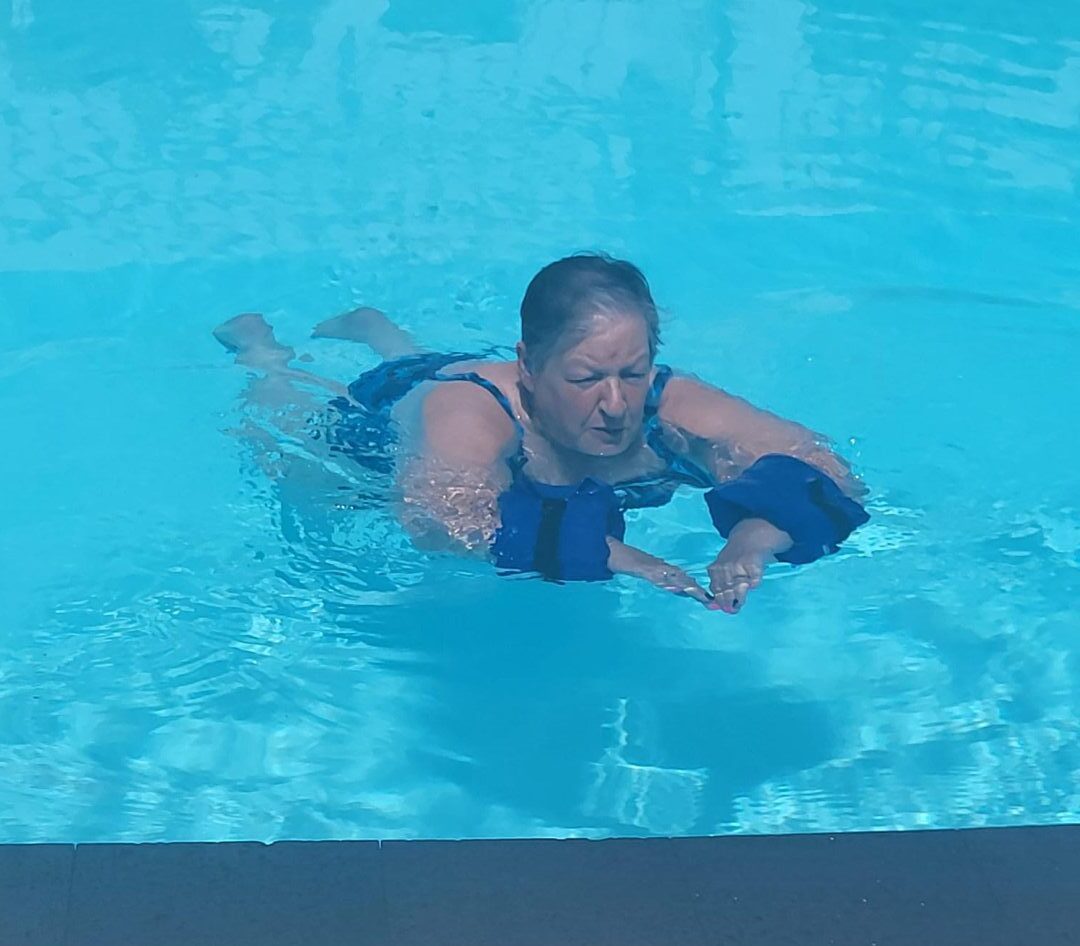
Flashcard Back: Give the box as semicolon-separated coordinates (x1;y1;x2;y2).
660;374;866;498
394;379;518;551
415;379;518;469
662;375;815;458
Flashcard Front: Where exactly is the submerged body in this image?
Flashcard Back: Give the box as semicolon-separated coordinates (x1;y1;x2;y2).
216;254;869;612
330;349;867;583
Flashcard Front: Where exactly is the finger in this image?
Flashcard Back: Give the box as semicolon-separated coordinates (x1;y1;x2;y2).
654;568;720;610
708;568;733;598
681;583;720;608
654;567;689;593
715;578;753;613
668;575;713;607
712;565;764;596
729;580;751;612
715;587;737;613
709;568;747;599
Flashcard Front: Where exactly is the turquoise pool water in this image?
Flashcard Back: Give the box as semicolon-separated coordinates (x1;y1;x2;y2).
1;0;1078;842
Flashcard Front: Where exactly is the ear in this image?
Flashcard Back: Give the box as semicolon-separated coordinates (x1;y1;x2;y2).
515;341;535;390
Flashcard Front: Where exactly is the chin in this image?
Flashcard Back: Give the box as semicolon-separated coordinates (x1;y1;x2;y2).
582;433;635;457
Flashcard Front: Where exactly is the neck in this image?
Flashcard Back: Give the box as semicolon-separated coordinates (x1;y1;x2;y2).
556;439;635;479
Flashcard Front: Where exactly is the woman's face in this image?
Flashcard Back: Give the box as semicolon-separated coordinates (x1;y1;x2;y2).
518;312;653;458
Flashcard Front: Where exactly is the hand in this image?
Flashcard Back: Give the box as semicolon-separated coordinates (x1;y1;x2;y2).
707;519;792;614
607;538;722;611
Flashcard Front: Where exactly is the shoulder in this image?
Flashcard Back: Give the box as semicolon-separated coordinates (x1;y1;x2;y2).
657;371;714;403
420;373;513;424
655;370;736;430
656;369;805;444
418;370;519;465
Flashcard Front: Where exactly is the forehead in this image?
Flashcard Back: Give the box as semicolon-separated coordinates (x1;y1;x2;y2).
558;312;651;366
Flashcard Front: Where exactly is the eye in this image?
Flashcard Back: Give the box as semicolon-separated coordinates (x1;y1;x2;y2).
568;376;598;385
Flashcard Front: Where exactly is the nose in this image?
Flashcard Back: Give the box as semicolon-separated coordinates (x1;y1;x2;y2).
598;378;628;419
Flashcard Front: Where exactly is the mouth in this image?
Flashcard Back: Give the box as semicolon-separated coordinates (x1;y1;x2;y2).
593;426;626;438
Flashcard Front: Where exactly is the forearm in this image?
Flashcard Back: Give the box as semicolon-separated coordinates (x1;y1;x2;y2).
606;536;666;576
607;537;719;608
726;518;793;557
664;377;865;499
395;458;503;556
708;519;790;614
397;506;495;556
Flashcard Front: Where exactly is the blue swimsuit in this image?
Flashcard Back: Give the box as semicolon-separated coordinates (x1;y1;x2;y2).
328;352;869;581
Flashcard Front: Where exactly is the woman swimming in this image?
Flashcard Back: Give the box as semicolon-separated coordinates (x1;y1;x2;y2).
215;253;868;614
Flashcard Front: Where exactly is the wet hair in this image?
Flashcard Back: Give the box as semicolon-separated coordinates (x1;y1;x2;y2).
519;253;661;368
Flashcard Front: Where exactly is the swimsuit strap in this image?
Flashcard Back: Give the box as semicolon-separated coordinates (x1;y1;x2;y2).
640;365;716;490
644;365;671;420
434;362;714;490
432;370;524;436
432;369;529;474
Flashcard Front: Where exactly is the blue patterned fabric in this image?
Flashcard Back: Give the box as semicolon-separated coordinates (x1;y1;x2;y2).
324;351;484;474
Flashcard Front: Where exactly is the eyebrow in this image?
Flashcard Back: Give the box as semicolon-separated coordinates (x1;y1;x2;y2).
568;354;651;372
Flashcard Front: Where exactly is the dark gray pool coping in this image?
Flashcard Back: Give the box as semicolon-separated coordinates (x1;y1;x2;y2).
2;824;1077;945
